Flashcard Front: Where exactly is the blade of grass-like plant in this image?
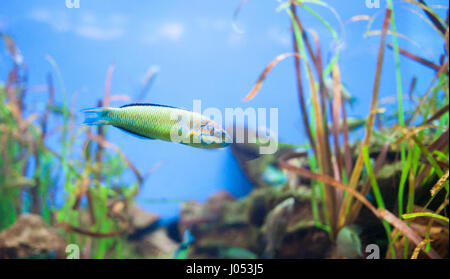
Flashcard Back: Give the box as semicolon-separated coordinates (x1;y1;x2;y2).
279;152;442;258
386;1;407;190
88;133;143;187
31;144;42;215
287;5;321;158
279;152;377;213
422;197;449;252
402;212;449;223
291;0;342;77
310;28;334;181
411;238;432;259
409;60;449;126
427;128;449;153
424;104;449;124
232;0;248;34
409;136;449;213
72;168;89;210
290;4;338;234
392;124;440;147
95;100;105;169
293;37;337;235
330;64;346;212
331;64;343;181
430;169;449;197
403;143;421;258
308;56;337;236
417;0;447;35
377;209;440;259
289;4;335;234
290;7;320;75
1;33;23;65
340;93;352;179
403;0;447;29
243;53;296;101
346;14;371;24
408;76;417;100
308;156;329;231
412;135;445;179
41;74;55;140
45;55;74;204
348;142;390;224
362;146;396;258
94;65;115;183
58;222;124;238
137;66;159;102
290;3;317;157
45;56;68;141
414;164;433;190
365;30;419;47
387;43;441;71
435;198;449;215
338;8;392;229
241;50;325;170
446;28;449;55
401;6;446;38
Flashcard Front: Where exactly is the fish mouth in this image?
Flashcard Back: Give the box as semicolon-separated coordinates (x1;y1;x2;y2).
222;132;233;146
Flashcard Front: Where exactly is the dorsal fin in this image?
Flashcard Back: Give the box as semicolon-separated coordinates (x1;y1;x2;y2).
120;103;178;109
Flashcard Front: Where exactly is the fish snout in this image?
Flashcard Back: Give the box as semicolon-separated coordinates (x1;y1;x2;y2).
221;130;233;147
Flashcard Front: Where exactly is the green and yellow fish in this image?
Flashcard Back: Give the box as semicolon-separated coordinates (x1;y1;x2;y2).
262;197;296;258
336;225;363;259
82;103;231;149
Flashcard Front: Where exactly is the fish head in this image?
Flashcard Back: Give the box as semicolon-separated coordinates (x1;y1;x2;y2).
196;120;232;148
337;226;362;259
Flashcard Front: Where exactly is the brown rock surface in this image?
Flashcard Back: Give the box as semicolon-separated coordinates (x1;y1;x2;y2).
0;214;66;259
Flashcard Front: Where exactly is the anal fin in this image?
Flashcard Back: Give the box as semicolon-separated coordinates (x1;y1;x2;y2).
115;126;155;140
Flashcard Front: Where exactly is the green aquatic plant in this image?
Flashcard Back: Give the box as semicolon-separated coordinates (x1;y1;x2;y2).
0;36;147;258
1;0;448;259
242;0;448;259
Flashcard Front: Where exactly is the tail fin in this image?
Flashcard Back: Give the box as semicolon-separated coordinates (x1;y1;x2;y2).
81;107;110;126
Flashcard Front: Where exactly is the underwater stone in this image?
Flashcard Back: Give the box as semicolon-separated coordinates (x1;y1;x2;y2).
127;204;159;230
178;191;236;234
180;183;327;258
137;228;179;259
0;214;66;259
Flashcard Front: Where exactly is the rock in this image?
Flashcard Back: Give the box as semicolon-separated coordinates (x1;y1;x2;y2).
178;184;329;259
0;214;66;259
229;126;300;188
279;227;331;258
179;191;236;233
137;228;179;259
127;204;159;231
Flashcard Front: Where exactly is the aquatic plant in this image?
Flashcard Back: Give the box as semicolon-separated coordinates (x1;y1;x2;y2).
241;0;448;259
0;35;148;258
0;0;447;260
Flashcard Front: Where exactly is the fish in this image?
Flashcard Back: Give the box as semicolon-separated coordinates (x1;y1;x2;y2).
174;229;195;259
262;165;287;186
82;103;231;149
328;117;366;132
262;197;296;258
336;225;363;259
218;247;258;259
324;78;356;106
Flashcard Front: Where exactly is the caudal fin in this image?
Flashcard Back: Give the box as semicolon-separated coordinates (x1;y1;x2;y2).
81;107;110;126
